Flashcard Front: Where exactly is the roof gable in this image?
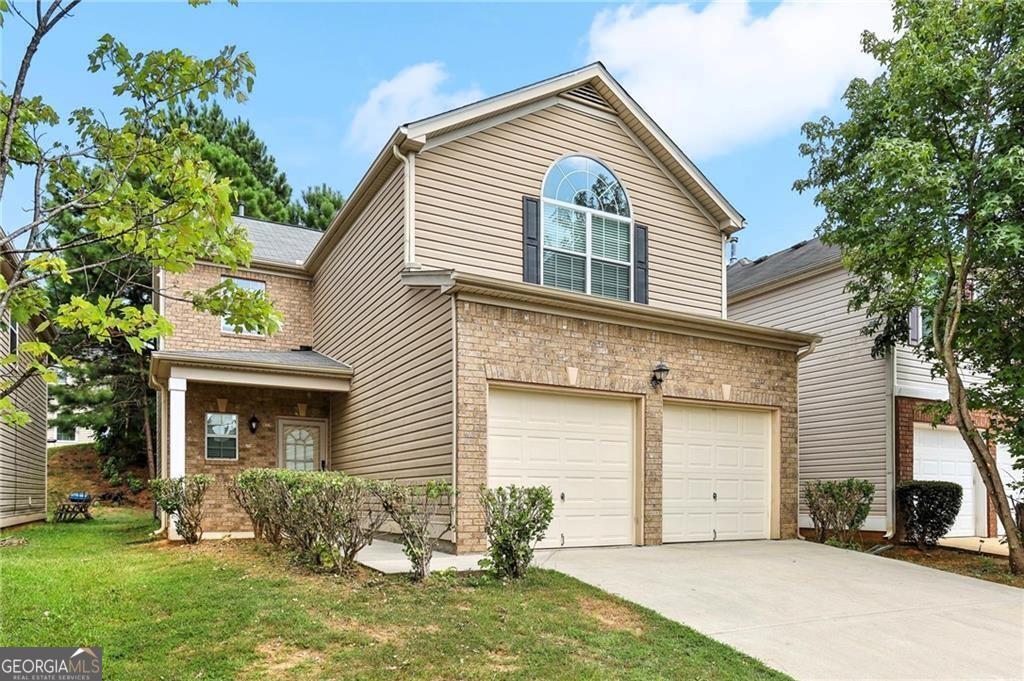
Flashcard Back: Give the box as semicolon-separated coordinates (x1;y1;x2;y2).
402;63;744;232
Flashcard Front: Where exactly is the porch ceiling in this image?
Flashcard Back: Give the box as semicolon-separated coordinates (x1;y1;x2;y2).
149;350;352;392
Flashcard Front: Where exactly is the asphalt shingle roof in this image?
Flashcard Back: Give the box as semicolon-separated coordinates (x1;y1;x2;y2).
235;216;323;266
727;237;842;296
157;349;350;371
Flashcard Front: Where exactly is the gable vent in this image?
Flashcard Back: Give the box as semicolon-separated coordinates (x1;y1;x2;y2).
562;83;614;112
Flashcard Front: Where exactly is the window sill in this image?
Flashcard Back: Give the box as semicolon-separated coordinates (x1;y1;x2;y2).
220;332;266;341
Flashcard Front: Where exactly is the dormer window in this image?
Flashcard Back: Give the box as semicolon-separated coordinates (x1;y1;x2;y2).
541;155;633;301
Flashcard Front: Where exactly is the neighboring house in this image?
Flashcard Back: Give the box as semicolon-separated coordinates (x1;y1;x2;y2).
46;372;96;448
0;237;48;528
148;64;817;550
728;238;1016;539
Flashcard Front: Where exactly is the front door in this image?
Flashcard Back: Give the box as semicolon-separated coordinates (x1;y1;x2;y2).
278;419;327;471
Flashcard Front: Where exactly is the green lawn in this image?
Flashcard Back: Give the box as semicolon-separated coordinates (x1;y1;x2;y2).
0;509;787;680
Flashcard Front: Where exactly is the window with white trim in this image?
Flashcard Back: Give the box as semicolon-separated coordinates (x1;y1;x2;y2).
220;276;266;335
541;155;632;301
205;413;238;460
6;320;17;354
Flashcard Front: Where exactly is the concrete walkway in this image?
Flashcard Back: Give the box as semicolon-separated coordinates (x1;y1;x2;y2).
536;540;1024;680
939;535;1010;557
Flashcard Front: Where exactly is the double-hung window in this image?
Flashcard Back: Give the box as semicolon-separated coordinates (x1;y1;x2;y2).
205;413;238;460
540;155;632;301
220;276;266;335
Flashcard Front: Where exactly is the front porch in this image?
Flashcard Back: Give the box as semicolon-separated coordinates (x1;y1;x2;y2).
149;350;352;538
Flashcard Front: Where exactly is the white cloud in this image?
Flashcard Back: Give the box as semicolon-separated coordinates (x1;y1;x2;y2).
347;62;484;154
587;1;893;159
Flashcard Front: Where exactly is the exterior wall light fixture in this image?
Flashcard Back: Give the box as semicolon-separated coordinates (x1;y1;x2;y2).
248;414;261;434
651;362;670;389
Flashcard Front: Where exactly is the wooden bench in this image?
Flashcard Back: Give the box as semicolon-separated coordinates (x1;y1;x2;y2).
53;501;93;522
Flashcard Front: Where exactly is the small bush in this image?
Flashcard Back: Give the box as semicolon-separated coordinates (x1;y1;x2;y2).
230;469;387;573
479;485;554;580
897;480;962;550
372;479;455;582
150;474;214;544
124;474;145;495
804;478;875;544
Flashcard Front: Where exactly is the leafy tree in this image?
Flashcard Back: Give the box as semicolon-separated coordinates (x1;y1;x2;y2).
290;182;345;230
795;0;1024;571
169;101;293;221
0;1;282;428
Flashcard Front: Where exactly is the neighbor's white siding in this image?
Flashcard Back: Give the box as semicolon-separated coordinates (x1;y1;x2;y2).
730;266;888;516
895;345;986;400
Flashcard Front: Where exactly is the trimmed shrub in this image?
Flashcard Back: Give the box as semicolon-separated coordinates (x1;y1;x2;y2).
230;469;387;572
372;479;455;582
479;485;554;580
230;468;284;545
896;480;962;550
150;474;214;544
804;478;875;545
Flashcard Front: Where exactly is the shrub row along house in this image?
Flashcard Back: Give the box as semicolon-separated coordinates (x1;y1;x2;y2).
148;64;818;551
729;239;1017;540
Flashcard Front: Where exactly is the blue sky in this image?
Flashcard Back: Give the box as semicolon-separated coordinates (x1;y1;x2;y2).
2;1;891;260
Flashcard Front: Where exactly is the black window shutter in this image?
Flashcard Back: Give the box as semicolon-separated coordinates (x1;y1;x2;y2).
633;224;649;304
522;196;541;284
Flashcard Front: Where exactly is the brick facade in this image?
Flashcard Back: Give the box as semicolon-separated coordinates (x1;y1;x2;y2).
453;299;800;553
184;382;330;533
894;396;998;537
162;263;313;352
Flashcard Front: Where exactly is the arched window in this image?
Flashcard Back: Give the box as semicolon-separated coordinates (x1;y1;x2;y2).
541;155;632;301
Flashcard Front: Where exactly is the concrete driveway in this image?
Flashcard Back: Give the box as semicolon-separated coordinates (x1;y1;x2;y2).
535;540;1024;680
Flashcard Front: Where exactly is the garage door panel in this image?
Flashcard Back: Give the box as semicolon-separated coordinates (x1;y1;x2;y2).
663;403;772;543
913;425;977;537
488;388;635;549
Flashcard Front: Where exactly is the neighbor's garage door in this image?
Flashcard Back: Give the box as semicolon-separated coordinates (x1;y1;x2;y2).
487;388;634;548
913;424;978;537
663;403;772;542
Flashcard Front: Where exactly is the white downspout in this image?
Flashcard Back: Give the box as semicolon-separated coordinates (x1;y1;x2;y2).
884;348;897;538
793;339;821;540
392;144;417;268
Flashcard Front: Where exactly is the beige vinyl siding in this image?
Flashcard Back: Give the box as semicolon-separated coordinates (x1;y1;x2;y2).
414;102;724;317
313;169;453;482
1;316;47;527
730;267;888;516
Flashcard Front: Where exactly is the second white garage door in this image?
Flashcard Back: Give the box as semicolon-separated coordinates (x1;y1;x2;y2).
663;403;772;542
487;388;635;549
913;424;980;537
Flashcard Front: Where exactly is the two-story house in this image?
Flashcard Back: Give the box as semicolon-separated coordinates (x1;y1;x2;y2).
1;237;49;528
149;64;817;551
729;238;1016;540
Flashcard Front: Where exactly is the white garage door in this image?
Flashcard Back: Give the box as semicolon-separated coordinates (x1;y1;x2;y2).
913;425;979;537
663;403;772;542
487;388;634;549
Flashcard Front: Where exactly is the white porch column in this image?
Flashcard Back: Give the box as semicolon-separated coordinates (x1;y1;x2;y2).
168;376;187;478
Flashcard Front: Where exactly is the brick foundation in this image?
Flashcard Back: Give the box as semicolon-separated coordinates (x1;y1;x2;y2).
894;396;998;537
184;383;330;533
452;300;800;553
